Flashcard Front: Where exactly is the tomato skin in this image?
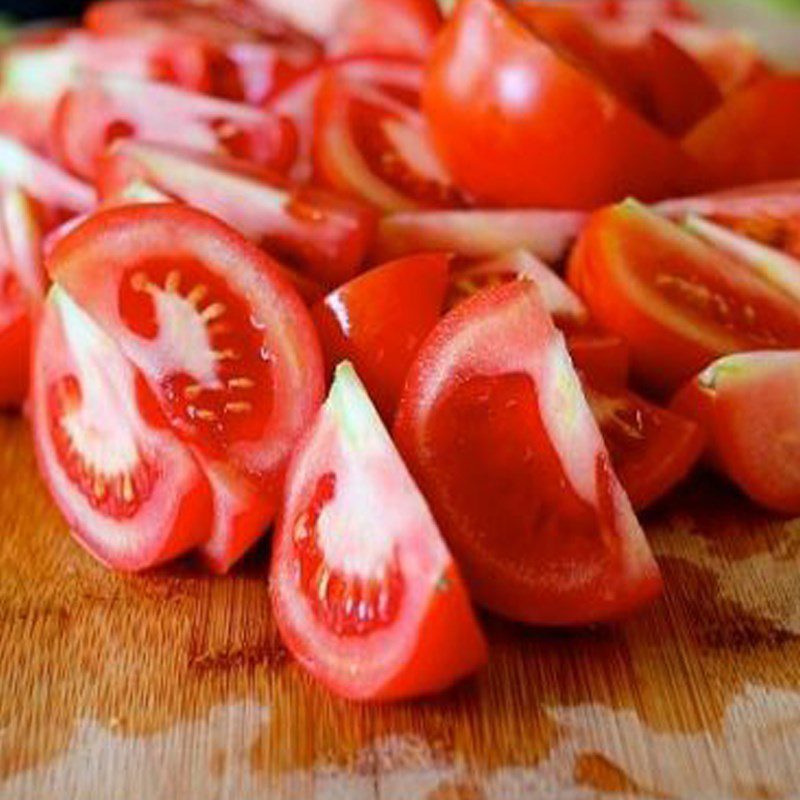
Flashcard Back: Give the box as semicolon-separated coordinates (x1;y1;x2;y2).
0;314;32;409
32;286;212;571
672;351;800;514
587;383;704;510
568;199;800;395
422;0;696;209
684;78;800;190
97;140;377;290
394;281;662;625
567;331;630;390
271;362;486;700
312;253;449;421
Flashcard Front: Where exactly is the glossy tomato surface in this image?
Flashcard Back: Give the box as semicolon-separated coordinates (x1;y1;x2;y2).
422;0;695;209
312;252;449;421
32;285;212;570
271;362;486;700
394;281;662;625
568;200;800;394
672;351;800;514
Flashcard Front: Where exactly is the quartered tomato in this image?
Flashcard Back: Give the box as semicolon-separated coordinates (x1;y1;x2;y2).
32;285;212;570
568;199;800;395
312;253;449;421
566;331;630;391
684;77;800;190
48;204;325;569
672;351;800;514
52;73;294;181
394;281;662;625
314;70;462;212
586;382;704;510
422;0;696;209
0;187;46;407
374;208;586;264
97;140;377;289
271;362;487;700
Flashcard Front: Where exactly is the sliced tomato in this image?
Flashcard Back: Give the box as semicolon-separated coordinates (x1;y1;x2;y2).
394;281;662;625
0;187;46;407
314;71;463;212
312;253;449;421
97;140;376;289
0;135;96;222
31;285;212;570
586;382;704;510
48;204;324;565
568;199;800;395
422;0;696;209
374;208;586;264
684;77;800;190
271;361;487;700
566;331;630;391
672;351;800;514
52;73;294;181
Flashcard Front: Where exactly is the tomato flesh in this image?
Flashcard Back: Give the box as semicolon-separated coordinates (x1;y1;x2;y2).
32;286;212;570
271;362;486;700
568;199;800;395
394;281;662;624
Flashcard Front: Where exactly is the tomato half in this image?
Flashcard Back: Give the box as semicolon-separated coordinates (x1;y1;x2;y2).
672;351;800;514
684;77;800;190
52;73;294;181
32;285;212;570
0;187;46;407
97;140;376;289
374;208;586;264
271;361;486;700
586;382;704;510
568;199;800;395
422;0;696;209
314;70;462;212
48;204;325;563
312;253;449;421
394;281;662;625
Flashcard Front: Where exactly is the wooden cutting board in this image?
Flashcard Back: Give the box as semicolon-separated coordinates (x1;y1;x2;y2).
1;413;800;800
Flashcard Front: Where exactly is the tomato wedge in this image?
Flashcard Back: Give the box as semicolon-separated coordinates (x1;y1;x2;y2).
271;361;487;700
52;72;294;181
97;140;376;289
672;351;800;514
312;253;449;421
568;199;800;394
586;382;704;510
567;331;630;391
394;281;662;625
684;77;800;190
374;208;586;264
32;285;212;570
48;204;325;565
314;71;462;212
422;0;696;209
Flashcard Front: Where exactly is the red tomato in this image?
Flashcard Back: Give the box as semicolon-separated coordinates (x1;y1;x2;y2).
312;253;449;421
374;208;586;264
97;140;377;289
48;204;325;565
31;285;212;570
394;281;662;625
422;0;696;209
568;199;800;395
586;382;704;510
567;330;630;390
271;361;487;700
314;71;463;212
672;351;800;514
0;187;46;407
684;77;800;190
52;73;294;181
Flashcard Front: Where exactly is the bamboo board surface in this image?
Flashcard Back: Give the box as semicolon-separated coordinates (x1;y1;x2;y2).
1;413;800;799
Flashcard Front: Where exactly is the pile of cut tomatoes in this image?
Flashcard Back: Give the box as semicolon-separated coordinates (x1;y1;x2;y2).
2;0;800;701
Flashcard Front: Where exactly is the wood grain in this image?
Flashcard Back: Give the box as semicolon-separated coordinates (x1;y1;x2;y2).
1;414;800;799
